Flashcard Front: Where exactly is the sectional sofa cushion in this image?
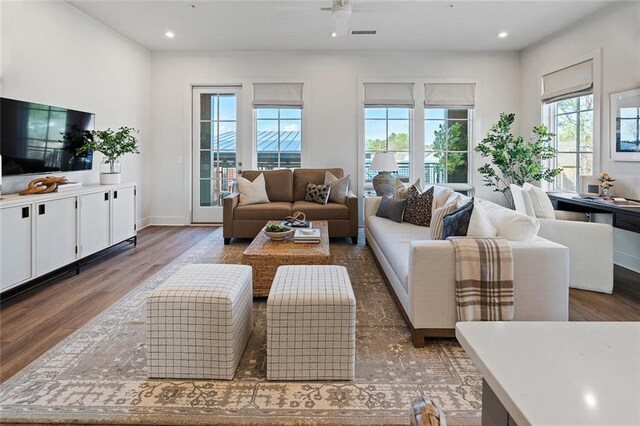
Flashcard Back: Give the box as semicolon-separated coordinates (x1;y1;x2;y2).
376;196;406;223
429;185;455;211
291;200;350;220
241;169;293;202
403;185;434;227
366;215;432;291
233;201;292;220
442;199;474;239
478;199;540;241
510;184;536;217
523;182;556;219
237;173;270;206
293;168;343;201
325;171;350;204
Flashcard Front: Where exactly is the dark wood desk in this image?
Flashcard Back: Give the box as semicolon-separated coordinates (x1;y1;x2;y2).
547;192;640;234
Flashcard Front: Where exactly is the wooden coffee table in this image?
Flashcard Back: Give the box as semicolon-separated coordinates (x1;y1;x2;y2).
242;220;330;297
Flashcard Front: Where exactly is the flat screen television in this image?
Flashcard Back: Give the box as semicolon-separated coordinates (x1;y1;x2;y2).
1;97;95;176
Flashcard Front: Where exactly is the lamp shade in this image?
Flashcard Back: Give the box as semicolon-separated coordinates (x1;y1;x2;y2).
371;152;399;172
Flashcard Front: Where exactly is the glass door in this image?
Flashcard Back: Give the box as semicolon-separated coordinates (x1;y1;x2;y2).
192;87;241;223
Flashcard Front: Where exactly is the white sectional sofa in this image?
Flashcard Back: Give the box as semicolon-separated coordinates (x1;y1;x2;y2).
364;195;570;348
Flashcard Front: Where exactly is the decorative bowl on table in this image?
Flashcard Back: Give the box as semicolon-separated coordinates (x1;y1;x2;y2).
262;224;293;240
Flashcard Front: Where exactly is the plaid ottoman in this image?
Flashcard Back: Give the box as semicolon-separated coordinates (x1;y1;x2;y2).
267;265;356;381
146;264;253;380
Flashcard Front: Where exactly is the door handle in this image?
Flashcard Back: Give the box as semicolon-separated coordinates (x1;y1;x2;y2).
114;191;118;199
22;206;29;218
104;192;109;201
38;204;45;215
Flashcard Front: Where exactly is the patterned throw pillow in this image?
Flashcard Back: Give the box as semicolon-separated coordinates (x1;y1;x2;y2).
324;171;350;204
402;185;434;227
442;198;474;239
305;183;331;205
430;202;459;240
393;178;421;200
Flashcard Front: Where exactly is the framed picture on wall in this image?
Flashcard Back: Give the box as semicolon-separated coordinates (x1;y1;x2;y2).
610;87;640;161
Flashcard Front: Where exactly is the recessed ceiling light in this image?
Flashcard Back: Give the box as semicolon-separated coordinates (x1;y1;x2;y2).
331;32;337;38
498;31;508;38
165;31;175;39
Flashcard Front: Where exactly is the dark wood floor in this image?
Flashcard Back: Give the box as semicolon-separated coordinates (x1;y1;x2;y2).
1;225;639;384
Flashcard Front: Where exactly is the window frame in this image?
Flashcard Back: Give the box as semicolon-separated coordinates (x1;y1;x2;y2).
424;108;473;186
254;107;303;170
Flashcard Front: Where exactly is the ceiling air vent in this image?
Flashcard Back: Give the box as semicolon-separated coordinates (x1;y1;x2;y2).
350;30;377;36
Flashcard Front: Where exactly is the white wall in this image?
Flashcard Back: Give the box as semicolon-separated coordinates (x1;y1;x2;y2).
150;50;521;225
520;1;640;272
1;0;151;226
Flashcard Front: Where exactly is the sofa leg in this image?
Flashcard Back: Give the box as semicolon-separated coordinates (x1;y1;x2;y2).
412;330;426;348
224;238;231;245
351;236;358;245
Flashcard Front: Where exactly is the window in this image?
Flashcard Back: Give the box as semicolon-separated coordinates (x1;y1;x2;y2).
253;82;304;170
255;108;302;170
618;105;640;151
364;107;411;184
424;108;471;184
551;94;594;191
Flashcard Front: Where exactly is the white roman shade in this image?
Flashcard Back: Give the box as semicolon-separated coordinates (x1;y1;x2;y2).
424;83;475;108
363;82;415;108
253;83;303;108
542;59;593;104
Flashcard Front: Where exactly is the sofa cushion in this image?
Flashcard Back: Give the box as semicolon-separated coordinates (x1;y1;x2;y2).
291;201;350;220
234;202;292;220
293;168;343;201
241;169;293;202
403;185;434;227
367;216;432;291
236;173;270;206
442;199;474;239
478;199;540;241
428;185;455;211
523;182;555;219
376;196;406;223
510;184;536;217
325;171;350;204
467;199;498;237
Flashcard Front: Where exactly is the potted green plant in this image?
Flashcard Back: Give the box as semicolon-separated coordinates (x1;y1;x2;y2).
475;113;562;208
77;126;140;185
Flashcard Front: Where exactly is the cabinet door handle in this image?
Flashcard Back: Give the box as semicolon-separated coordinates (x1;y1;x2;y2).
114;191;118;199
22;206;30;218
38;204;45;215
104;192;109;201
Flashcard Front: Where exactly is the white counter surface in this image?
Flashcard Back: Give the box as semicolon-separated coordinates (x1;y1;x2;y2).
456;322;640;426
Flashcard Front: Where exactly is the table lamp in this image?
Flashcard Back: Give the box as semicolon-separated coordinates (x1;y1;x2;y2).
370;152;399;196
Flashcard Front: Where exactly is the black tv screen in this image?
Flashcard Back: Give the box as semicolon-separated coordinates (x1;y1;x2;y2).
1;97;95;176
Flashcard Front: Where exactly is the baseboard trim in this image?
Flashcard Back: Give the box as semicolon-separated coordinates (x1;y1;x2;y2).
137;216;152;230
147;216;188;226
614;250;640;274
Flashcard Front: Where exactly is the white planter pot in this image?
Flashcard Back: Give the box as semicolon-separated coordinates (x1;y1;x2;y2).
100;173;122;185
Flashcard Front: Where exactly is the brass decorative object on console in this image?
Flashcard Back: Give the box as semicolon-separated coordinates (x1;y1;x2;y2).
19;176;68;195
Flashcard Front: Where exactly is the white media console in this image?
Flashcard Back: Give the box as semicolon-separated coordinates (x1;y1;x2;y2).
0;182;137;293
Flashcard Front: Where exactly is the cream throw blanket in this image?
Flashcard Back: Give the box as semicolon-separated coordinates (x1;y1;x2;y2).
448;237;514;321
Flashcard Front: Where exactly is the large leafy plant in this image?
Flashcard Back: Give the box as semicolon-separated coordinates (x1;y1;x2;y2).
76;127;140;173
475;113;561;208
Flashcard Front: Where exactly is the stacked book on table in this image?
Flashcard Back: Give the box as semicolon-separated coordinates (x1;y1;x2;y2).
293;228;320;244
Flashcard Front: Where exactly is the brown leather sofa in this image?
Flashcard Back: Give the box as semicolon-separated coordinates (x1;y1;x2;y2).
223;168;358;244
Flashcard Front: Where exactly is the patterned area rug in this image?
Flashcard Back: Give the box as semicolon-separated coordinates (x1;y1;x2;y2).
0;230;482;425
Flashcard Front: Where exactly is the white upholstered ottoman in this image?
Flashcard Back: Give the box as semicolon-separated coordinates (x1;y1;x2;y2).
146;264;253;380
267;265;356;381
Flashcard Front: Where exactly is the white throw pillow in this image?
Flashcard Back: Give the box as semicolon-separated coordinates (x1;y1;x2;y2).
425;185;455;211
523;182;555;219
467;200;498;237
478;199;540;241
510;184;536;217
237;173;270;206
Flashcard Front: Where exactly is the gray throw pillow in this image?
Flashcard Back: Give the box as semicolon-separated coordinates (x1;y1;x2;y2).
375;197;406;223
403;185;434;227
324;171;350;204
305;183;331;205
442;198;474;239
